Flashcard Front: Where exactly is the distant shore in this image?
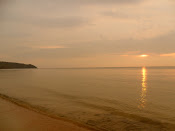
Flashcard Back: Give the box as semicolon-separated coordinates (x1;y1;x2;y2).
0;97;93;131
0;62;37;69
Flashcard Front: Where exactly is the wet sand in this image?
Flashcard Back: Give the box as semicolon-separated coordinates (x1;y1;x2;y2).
0;98;92;131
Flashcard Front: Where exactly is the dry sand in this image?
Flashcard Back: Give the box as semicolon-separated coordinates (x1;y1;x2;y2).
0;98;92;131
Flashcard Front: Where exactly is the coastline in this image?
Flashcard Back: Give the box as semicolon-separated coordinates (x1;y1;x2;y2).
0;97;95;131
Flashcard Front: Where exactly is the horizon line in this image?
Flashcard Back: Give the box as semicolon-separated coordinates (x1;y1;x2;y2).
39;66;175;69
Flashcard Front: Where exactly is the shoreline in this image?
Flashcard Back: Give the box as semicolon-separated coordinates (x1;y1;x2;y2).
1;93;175;131
0;96;96;131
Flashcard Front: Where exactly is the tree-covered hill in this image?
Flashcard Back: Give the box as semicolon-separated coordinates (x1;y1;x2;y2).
0;62;37;69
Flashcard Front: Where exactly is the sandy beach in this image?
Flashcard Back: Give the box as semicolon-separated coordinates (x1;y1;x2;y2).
0;98;92;131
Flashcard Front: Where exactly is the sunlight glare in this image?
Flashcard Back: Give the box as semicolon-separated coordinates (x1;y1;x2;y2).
138;67;147;109
139;55;149;58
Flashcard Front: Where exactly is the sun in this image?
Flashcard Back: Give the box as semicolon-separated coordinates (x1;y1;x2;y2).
139;54;149;58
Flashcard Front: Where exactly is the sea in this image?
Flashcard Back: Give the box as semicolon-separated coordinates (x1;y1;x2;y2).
0;67;175;130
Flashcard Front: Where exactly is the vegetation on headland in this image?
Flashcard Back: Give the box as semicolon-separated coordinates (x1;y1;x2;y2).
0;61;37;69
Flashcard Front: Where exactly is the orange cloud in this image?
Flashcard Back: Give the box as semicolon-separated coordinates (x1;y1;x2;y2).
160;53;175;57
33;46;66;49
120;55;129;56
120;54;149;57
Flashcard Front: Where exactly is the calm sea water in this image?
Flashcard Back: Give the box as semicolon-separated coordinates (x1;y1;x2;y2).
0;67;175;130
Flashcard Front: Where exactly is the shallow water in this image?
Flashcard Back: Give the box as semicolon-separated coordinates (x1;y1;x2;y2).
0;67;175;130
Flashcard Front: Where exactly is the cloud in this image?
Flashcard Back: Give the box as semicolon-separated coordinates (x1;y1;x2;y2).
33;46;67;49
65;0;144;5
120;55;129;56
1;31;175;60
102;11;136;19
33;17;90;28
0;0;145;30
1;14;90;28
1;1;92;28
160;53;175;57
29;0;144;6
0;0;8;5
0;0;10;14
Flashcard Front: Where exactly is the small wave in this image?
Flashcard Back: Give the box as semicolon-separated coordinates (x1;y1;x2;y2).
0;93;99;131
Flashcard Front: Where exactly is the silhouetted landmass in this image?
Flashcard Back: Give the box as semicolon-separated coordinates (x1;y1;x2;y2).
0;62;37;69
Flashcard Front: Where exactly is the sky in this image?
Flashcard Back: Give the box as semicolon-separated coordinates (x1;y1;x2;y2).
0;0;175;68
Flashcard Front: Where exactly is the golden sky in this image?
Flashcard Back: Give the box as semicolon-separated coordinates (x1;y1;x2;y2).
1;0;175;67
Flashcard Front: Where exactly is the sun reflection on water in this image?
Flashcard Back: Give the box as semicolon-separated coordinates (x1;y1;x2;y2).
138;67;147;109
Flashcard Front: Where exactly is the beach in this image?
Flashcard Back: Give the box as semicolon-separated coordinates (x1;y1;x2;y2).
0;98;92;131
